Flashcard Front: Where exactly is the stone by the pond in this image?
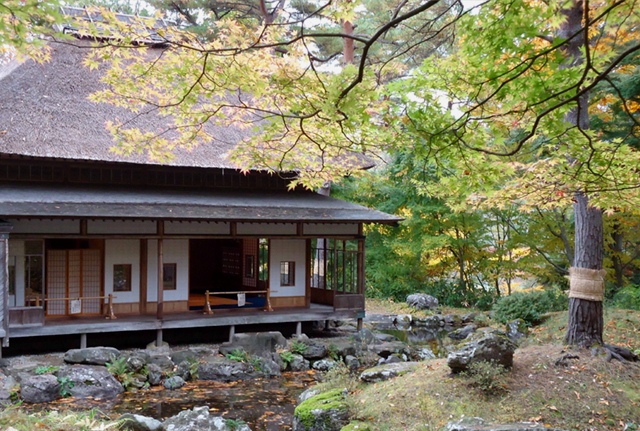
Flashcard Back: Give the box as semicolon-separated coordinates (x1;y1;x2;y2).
417;347;437;360
447;331;517;374
359;362;420;383
164;375;186;390
64;346;120;366
121;351;150;373
293;388;350;431
0;371;17;402
119;413;164;431
312;359;338;371
445;417;567;431
298;387;321;403
448;324;478;341
163;406;251;431
300;341;328;360
344;355;360;371
219;332;287;358
197;357;257;382
146;363;164;386
148;354;175;372
20;374;60;403
506;319;529;343
353;328;379;345
171;349;201;366
57;365;124;399
406;293;439;310
369;341;409;359
288;354;310;372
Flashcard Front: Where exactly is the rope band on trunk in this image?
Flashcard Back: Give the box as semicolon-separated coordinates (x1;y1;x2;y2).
568;267;606;302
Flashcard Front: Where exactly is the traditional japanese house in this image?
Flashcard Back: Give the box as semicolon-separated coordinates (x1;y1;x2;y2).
0;22;400;355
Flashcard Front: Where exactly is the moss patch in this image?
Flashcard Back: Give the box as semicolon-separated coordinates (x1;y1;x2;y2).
294;388;349;429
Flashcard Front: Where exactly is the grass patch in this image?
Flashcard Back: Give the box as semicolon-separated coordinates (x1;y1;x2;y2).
352;306;640;430
0;405;120;431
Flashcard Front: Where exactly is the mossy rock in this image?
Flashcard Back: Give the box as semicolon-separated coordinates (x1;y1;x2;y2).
293;388;350;431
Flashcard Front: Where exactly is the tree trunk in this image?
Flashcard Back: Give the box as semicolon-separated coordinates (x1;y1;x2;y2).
556;0;606;348
565;192;604;347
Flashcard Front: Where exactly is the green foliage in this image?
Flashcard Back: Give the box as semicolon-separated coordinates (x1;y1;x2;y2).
492;288;567;326
279;351;296;367
225;348;250;363
291;340;308;355
225;418;247;431
326;344;341;362
56;376;75;398
611;285;640;310
34;365;59;375
106;356;144;391
462;361;508;395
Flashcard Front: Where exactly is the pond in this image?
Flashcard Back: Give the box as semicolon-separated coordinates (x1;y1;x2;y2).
37;372;317;431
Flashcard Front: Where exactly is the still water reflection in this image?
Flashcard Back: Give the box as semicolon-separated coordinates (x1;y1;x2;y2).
112;373;316;431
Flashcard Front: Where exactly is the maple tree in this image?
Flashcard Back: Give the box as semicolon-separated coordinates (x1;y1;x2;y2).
70;0;639;351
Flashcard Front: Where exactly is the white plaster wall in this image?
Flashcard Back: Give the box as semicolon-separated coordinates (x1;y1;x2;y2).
104;239;140;304
165;221;230;235
8;219;80;234
237;223;297;236
269;239;306;297
303;223;359;236
7;239;24;307
89;220;157;235
146;239;189;302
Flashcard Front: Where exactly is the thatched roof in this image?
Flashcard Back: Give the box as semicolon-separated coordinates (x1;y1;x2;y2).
0;40;245;169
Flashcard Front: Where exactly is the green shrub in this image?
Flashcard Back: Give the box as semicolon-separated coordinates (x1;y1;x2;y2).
463;360;508;395
492;287;567;326
612;285;640;310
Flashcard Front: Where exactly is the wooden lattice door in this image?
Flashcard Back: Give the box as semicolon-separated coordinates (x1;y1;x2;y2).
46;249;102;316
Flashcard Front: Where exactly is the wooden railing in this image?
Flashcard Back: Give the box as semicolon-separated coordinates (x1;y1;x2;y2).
42;294;117;319
203;290;273;315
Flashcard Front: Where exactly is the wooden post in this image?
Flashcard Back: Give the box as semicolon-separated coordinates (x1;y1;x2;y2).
203;290;213;315
229;325;235;342
296;321;302;336
106;294;117;320
157;237;164;320
357;318;363;332
266;291;273;312
80;333;87;349
156;328;163;347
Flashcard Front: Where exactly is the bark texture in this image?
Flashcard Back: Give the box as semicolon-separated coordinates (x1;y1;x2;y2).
566;192;604;347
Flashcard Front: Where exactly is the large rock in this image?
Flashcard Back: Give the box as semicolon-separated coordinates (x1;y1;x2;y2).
0;371;17;402
121;351;150;373
288;354;310;372
57;365;124;399
197;357;257;382
146;363;164;386
293;388;350;431
448;324;478;341
163;406;251;431
119;413;164;431
300;341;328;360
406;293;439;310
64;347;120;366
359;362;420;383
219;332;287;358
447;331;517;374
164;376;186;390
506;319;528;343
20;374;61;403
445;417;567;431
